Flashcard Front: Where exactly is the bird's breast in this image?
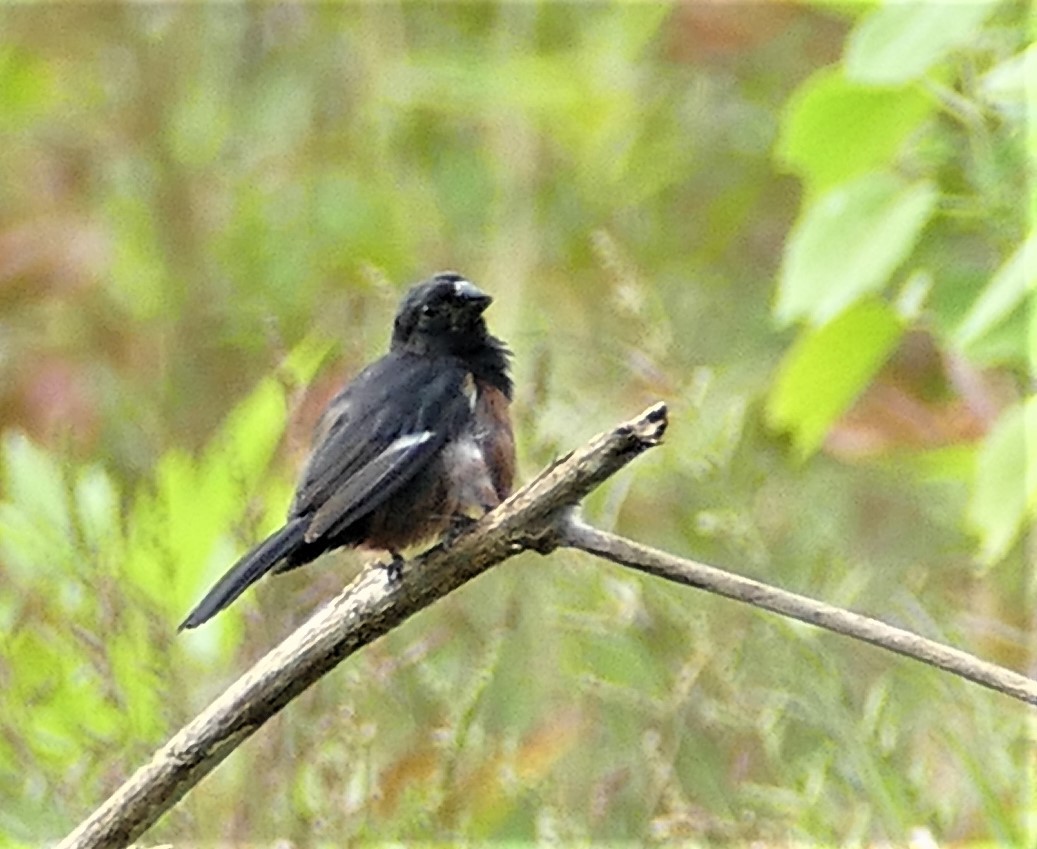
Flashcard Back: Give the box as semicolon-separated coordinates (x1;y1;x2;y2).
472;379;515;501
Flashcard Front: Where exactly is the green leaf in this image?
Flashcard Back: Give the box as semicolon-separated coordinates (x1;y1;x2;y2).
846;1;1000;85
0;434;75;578
953;232;1037;354
777;67;935;196
1;433;71;539
905;444;976;483
775;172;938;326
981;43;1037;119
967;397;1037;566
74;465;122;561
767;300;904;458
124;335;332;612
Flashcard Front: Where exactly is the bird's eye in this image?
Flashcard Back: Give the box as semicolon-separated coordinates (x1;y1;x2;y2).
420;304;433;316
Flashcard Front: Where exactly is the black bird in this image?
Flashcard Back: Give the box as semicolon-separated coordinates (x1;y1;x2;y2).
179;273;514;630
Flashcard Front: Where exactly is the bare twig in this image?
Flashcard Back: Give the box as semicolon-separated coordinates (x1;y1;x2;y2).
560;517;1037;706
58;400;1036;849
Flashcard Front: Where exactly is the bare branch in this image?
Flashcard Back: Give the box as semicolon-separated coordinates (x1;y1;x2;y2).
56;403;668;849
58;400;1036;849
560;516;1037;706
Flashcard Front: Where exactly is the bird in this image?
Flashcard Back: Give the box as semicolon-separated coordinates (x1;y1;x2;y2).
179;272;514;630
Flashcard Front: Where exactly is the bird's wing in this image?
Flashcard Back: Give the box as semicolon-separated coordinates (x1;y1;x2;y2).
291;354;471;543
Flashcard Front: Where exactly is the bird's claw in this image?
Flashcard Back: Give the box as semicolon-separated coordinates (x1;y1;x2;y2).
443;513;479;546
382;551;405;584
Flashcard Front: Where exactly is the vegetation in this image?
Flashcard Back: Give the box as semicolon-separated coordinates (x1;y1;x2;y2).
0;3;1032;845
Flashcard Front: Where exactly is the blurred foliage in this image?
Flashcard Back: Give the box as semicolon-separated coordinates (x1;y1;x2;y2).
0;2;1033;846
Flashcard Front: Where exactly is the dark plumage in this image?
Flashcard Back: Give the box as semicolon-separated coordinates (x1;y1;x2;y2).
179;273;514;630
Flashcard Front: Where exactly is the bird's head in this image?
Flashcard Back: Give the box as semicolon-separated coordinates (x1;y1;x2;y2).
391;272;495;356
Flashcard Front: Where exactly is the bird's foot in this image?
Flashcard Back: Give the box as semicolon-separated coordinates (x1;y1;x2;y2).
443;513;479;546
382;551;405;584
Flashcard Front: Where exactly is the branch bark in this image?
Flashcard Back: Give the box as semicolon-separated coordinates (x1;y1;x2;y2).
58;401;1036;849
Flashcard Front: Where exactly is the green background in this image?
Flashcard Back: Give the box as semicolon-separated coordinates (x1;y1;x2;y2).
0;2;1033;845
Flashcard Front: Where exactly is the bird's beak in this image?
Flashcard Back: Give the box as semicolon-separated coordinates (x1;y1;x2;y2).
454;279;493;312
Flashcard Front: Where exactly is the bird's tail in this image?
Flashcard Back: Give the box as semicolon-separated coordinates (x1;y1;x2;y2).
178;518;307;631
